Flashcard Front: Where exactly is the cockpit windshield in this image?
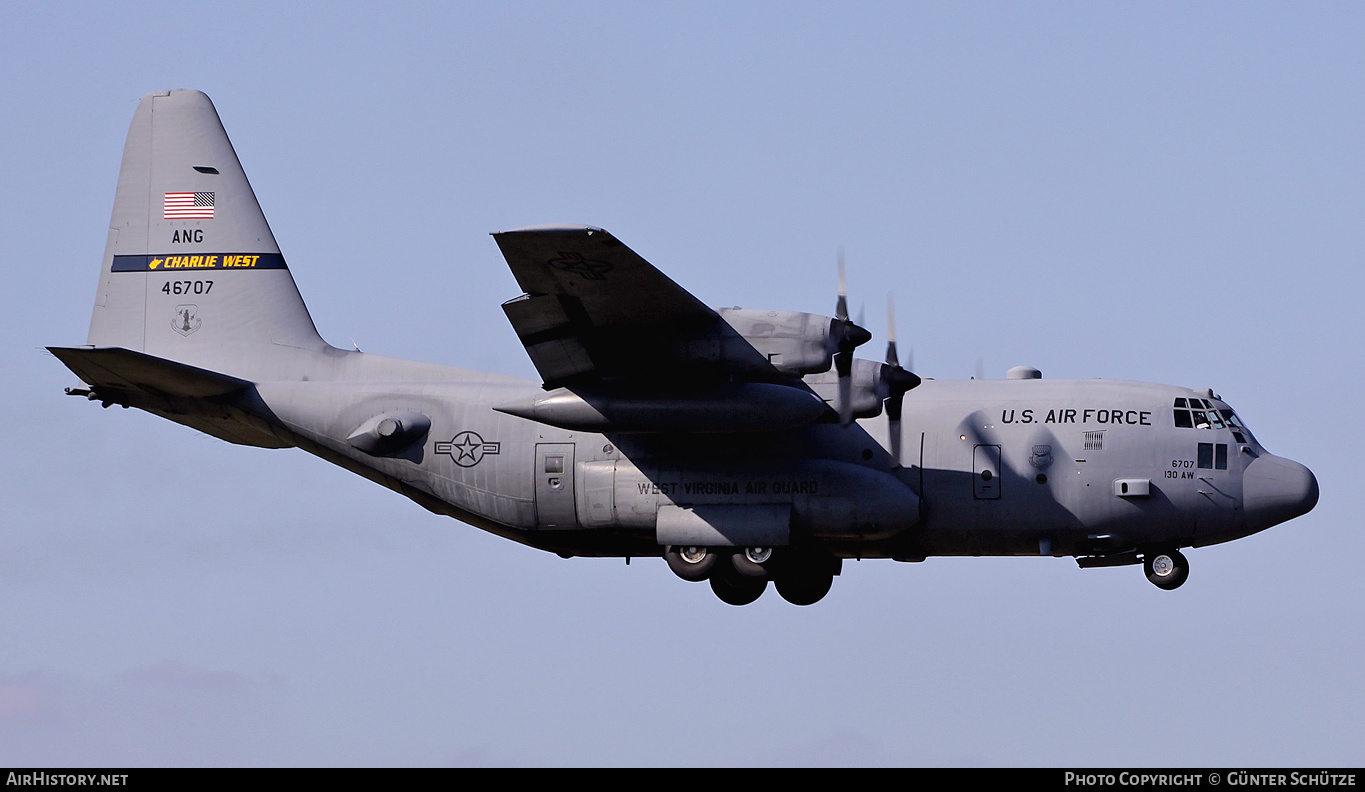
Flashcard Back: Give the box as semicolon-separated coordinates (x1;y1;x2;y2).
1172;398;1252;443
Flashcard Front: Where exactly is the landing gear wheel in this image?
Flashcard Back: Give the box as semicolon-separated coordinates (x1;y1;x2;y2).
731;546;773;578
775;557;835;606
775;568;835;606
771;550;837;605
709;562;767;606
1144;549;1189;590
665;545;717;582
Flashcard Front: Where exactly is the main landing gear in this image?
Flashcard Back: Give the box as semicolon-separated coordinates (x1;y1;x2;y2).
664;545;718;581
663;546;839;606
1143;548;1190;590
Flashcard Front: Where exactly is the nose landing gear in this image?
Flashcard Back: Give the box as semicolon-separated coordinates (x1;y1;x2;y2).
1143;548;1190;590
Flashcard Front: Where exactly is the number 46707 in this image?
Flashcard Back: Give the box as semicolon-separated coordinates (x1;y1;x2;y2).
161;280;213;295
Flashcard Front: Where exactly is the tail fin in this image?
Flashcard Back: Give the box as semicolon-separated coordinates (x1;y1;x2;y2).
87;90;327;375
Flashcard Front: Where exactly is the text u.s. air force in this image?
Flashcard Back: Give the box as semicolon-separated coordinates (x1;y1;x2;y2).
1000;408;1154;426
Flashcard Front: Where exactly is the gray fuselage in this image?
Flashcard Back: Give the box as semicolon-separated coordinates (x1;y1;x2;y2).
235;350;1313;563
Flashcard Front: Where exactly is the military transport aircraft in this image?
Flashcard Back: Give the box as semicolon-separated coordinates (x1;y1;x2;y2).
50;90;1318;606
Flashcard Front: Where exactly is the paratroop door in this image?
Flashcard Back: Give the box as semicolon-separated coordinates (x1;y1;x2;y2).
535;443;577;527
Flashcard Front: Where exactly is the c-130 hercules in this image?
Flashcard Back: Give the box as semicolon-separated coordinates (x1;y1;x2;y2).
51;90;1318;606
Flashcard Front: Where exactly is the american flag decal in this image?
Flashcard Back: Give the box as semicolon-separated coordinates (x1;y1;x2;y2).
164;192;215;219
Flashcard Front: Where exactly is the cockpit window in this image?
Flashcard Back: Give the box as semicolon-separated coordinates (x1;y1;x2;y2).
1174;398;1249;437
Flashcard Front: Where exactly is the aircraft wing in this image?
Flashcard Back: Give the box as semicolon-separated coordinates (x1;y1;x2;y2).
492;225;721;387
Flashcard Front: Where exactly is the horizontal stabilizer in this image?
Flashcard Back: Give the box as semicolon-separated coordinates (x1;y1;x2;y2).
50;345;290;448
48;346;251;399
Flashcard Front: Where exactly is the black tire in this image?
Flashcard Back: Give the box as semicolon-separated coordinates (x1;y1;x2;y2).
664;545;717;582
730;547;773;579
774;565;834;606
1144;549;1189;590
709;562;767;605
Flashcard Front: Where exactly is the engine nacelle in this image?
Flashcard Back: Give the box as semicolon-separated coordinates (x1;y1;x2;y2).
655;308;841;379
802;357;893;419
710;307;839;378
503;295;860;384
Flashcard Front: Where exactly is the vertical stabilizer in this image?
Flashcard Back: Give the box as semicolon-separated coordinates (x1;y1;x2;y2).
88;90;327;375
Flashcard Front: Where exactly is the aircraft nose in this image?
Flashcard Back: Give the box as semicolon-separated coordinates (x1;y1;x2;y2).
1243;454;1318;533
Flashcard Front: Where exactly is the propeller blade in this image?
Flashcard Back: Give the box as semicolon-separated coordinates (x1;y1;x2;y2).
886;295;900;458
835;339;855;426
887;384;903;465
830;251;870;426
836;249;848;322
885;293;898;367
835;363;846;426
881;365;920;464
881;293;921;465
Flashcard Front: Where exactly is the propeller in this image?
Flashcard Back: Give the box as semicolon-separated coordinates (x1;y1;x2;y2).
881;294;921;466
831;251;872;425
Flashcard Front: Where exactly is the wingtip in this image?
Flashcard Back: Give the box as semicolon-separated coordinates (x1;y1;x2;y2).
491;224;607;237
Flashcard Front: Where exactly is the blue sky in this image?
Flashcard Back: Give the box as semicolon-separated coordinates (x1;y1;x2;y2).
1;2;1360;765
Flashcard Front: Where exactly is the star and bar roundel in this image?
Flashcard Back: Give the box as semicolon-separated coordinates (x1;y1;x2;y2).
435;431;501;467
